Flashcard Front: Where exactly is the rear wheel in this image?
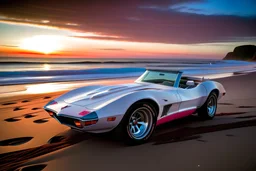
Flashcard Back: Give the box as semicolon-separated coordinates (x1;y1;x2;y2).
198;92;217;119
115;102;157;145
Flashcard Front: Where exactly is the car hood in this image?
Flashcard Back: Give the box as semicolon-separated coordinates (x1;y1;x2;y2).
60;83;163;108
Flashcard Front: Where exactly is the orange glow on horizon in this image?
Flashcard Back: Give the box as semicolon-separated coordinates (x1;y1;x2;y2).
0;32;230;59
0;20;229;59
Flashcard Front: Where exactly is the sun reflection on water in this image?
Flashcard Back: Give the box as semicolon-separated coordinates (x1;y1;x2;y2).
43;64;51;70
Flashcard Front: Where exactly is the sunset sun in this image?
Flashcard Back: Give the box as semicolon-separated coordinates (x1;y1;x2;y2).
20;35;63;54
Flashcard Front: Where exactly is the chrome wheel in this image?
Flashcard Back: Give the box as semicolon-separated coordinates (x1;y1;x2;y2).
207;96;216;117
127;106;153;140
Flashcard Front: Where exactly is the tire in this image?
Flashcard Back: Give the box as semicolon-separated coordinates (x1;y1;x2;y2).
114;102;157;145
198;92;217;120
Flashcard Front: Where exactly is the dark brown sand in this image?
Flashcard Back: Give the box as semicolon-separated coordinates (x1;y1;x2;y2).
0;74;256;171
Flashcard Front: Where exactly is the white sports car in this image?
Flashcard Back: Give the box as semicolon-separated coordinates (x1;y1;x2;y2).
44;69;226;144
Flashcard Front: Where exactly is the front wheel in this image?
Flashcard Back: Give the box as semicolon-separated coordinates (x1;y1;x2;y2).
198;92;217;119
115;102;157;145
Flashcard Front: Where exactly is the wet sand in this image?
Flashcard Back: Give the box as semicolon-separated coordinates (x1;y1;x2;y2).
0;73;256;171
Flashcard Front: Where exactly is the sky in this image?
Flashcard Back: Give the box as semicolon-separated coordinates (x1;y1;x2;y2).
0;0;255;59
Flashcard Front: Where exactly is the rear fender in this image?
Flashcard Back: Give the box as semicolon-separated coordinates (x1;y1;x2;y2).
201;81;226;100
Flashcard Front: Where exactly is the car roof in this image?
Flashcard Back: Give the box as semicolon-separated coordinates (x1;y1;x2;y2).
146;68;183;74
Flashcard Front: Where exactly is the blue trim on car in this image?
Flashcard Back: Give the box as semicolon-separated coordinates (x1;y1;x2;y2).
81;112;98;120
174;72;182;87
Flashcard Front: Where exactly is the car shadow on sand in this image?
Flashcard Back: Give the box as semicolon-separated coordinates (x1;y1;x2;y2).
152;115;256;145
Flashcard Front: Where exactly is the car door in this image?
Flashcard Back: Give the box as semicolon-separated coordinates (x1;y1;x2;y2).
176;85;207;112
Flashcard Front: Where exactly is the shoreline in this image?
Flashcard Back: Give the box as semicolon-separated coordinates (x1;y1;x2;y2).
0;60;255;86
1;67;256;96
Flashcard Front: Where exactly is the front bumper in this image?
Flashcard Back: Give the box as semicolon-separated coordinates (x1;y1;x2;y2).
45;108;99;129
44;100;123;133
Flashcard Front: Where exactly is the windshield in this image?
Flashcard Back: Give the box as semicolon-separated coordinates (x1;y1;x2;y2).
137;70;179;87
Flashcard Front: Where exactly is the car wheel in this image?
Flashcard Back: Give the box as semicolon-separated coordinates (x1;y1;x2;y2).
198;92;217;119
115;102;157;145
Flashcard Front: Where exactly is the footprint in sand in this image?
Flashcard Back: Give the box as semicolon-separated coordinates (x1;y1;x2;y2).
237;106;256;108
13;107;24;111
21;100;30;103
24;114;37;119
33;118;49;124
2;102;16;106
0;137;33;146
31;107;41;111
4;113;38;122
48;136;66;144
43;96;51;99
154;135;202;145
4;118;21;122
216;112;247;116
197;139;207;143
236;115;256;119
16;164;47;171
219;103;233;106
226;134;235;137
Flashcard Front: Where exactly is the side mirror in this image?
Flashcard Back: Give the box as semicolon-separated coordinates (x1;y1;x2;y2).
186;80;195;86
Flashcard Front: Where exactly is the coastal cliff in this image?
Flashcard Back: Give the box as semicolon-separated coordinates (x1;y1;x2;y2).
224;45;256;61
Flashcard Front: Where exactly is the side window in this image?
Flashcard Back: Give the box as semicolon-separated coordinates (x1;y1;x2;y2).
179;77;199;89
179;78;188;89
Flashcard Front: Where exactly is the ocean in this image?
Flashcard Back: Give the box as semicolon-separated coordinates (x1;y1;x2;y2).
0;57;255;86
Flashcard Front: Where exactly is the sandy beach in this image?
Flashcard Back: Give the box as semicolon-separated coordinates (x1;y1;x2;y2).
0;73;256;171
1;0;255;170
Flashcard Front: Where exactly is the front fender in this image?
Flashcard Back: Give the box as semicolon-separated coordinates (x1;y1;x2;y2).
95;89;180;121
55;85;103;102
